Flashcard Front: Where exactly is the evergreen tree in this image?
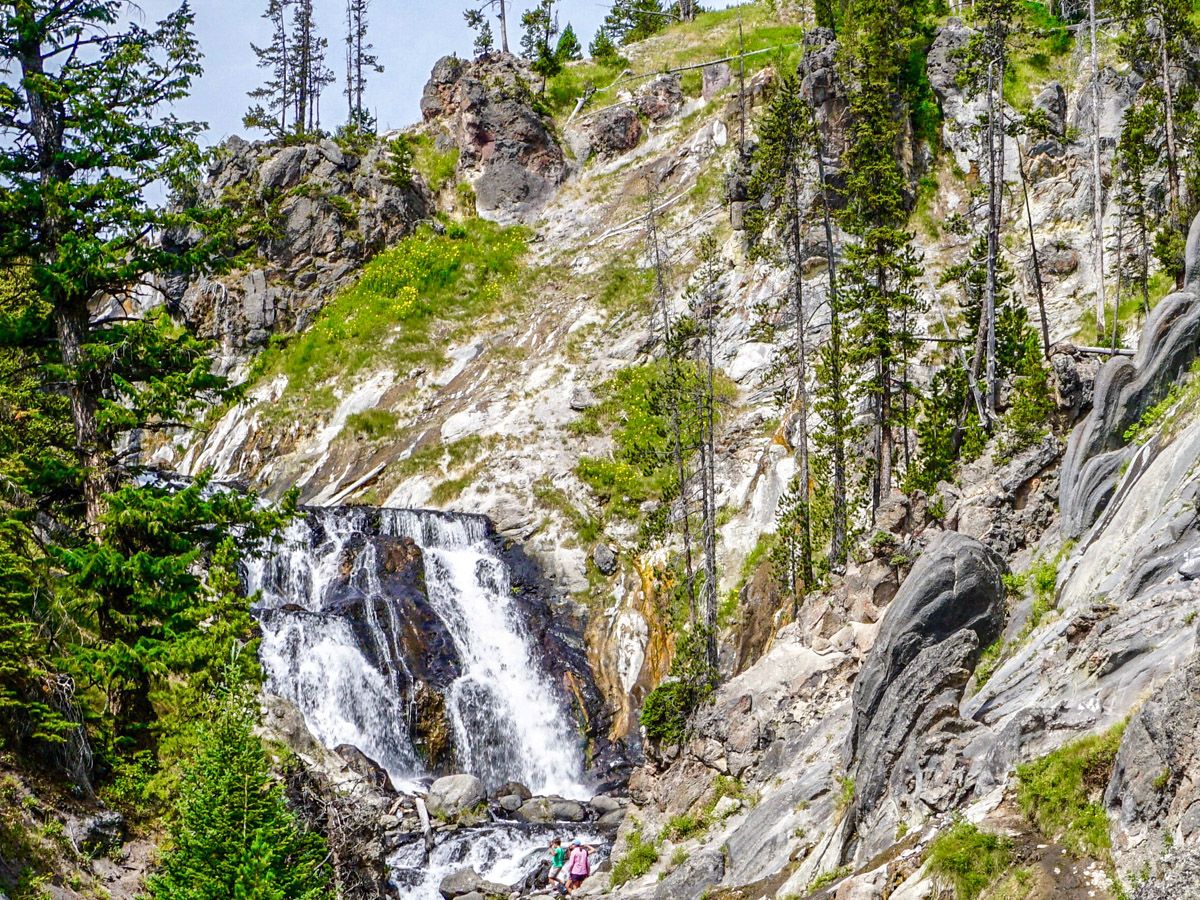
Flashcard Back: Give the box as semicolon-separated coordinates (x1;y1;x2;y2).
464;0;510;54
601;0;668;45
555;22;583;62
246;0;295;136
291;0;335;135
961;0;1019;417
1112;0;1200;283
464;8;495;56
145;681;333;900
836;0;925;516
520;0;561;92
1116;101;1157;315
589;28;622;62
746;75;818;592
344;0;383;130
0;1;292;776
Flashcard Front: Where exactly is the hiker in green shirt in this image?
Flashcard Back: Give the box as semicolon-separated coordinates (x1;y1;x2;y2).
548;837;569;886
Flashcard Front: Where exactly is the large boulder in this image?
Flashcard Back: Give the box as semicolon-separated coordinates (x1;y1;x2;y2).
438;867;509;899
426;774;486;820
1060;210;1200;538
845;532;1006;858
635;74;684;122
420;54;566;224
582;105;642;159
653;849;725;899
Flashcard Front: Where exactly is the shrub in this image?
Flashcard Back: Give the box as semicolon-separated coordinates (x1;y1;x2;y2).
610;823;659;888
639;628;717;744
926;819;1012;900
1016;723;1126;857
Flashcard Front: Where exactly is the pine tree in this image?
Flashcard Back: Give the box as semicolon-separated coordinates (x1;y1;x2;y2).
589;28;621;62
1112;0;1200;283
746;74;818;592
344;0;382;130
521;0;561;92
0;2;294;773
555;22;583;62
246;0;295;137
837;0;925;517
602;0;668;45
291;0;335;135
960;0;1019;417
464;8;495;56
145;681;333;900
465;0;510;54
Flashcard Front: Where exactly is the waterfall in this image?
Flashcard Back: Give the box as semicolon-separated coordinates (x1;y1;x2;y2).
247;507;586;797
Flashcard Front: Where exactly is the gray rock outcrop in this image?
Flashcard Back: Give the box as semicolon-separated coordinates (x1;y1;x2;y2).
653;849;725;898
421;54;567;224
1107;650;1200;881
636;75;684;122
583;105;642;159
846;533;1006;857
1060;210;1200;538
169;135;430;358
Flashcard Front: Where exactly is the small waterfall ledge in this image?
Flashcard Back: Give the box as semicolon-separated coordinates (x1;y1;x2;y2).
246;506;600;799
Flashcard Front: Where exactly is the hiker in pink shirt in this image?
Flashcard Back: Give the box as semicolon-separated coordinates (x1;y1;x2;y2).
565;838;595;892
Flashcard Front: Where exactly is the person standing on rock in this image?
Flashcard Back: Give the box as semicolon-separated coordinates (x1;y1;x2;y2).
565;838;594;892
547;837;568;887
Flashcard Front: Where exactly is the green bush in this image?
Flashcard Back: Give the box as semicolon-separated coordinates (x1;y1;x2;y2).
926;820;1012;900
1016;723;1125;857
610;823;659;888
145;683;333;899
639;629;717;744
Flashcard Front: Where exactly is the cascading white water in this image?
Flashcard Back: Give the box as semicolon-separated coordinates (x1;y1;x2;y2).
247;507;587;798
389;825;608;898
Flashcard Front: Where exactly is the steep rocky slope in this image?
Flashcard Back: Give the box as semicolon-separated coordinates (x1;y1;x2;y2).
133;4;1200;897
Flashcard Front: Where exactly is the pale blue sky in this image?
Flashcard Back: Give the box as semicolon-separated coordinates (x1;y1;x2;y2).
137;0;626;143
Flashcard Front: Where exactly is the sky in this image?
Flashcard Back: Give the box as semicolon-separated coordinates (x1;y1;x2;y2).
135;0;632;145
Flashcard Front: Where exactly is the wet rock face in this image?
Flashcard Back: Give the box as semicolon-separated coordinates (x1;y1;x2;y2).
1107;649;1200;880
323;531;463;692
1061;213;1200;537
421;53;566;224
166;135;430;358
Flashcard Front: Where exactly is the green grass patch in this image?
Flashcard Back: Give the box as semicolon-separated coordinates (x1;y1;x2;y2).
974;637;1004;688
547;2;802;125
610;822;659;888
926;819;1013;900
574;360;735;531
343;408;399;440
806;865;851;893
1016;722;1126;857
251;220;526;407
593;259;656;317
408;133;459;193
532;478;603;545
429;466;481;505
1004;1;1075;110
